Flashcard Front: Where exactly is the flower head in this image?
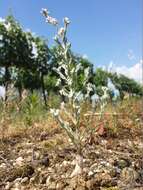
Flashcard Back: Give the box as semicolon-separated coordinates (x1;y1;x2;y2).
46;16;58;26
41;8;58;26
64;17;70;25
58;27;65;38
3;22;11;31
41;8;49;18
31;42;38;58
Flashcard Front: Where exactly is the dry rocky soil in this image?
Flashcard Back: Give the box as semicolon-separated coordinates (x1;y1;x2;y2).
0;110;143;190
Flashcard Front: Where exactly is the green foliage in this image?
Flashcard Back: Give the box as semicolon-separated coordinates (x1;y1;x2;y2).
93;68;143;97
21;92;45;126
0;15;32;68
0;14;142;109
93;68;108;87
44;73;58;92
76;56;93;92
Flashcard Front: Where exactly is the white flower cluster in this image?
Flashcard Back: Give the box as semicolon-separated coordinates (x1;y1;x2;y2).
46;16;58;26
31;41;38;58
0;17;11;31
41;8;58;26
0;34;3;48
0;18;12;48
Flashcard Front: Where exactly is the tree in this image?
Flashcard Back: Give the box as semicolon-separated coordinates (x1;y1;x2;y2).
0;15;33;102
92;68;143;98
33;36;51;107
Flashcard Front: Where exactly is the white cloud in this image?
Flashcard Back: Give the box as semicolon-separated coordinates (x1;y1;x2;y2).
31;42;38;58
127;49;136;60
82;54;88;59
108;61;116;72
115;60;143;83
0;17;5;23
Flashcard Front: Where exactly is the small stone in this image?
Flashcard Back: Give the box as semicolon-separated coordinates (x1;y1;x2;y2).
13;182;20;189
34;151;41;160
11;188;20;190
14;178;22;183
46;176;51;186
71;159;76;165
48;167;54;173
64;187;74;190
88;170;94;177
30;176;36;183
0;163;7;169
37;167;42;172
56;181;65;190
40;156;49;167
68;177;77;189
86;179;94;189
70;164;82;178
15;157;24;166
48;182;56;189
90;163;98;170
21;177;29;184
109;168;118;177
61;160;70;167
100;173;112;187
5;182;13;190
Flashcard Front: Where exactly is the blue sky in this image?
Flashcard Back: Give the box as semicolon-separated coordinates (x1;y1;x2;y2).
0;0;142;70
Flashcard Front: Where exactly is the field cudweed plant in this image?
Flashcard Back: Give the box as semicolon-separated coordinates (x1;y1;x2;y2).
41;8;110;177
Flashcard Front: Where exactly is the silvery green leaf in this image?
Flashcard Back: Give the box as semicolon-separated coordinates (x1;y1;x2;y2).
53;35;58;41
60;101;65;109
71;67;75;74
53;67;67;81
75;63;83;73
84;67;90;79
50;108;60;117
74;91;83;102
4;22;11;31
67;78;72;86
31;42;38;58
59;89;68;97
68;89;74;98
0;35;3;41
59;65;68;76
56;79;61;86
66;42;71;49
